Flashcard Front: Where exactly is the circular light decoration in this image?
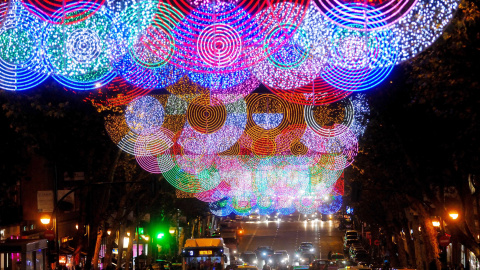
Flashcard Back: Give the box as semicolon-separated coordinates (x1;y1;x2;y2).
163;163;221;193
135;127;175;174
239;94;305;156
178;95;247;155
318;195;342;215
21;0;104;25
125;96;165;135
209;197;233;217
104;94;187;156
251;3;327;90
294;194;319;215
266;76;352;106
304;98;354;137
42;3;116;90
83;76;153;107
390;0;460;63
0;2;50;91
320;6;399;92
108;0;185;89
230;191;256;216
170;0;310;73
313;0;418;30
256;194;277;215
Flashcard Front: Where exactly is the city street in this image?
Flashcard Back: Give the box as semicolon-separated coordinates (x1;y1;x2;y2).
232;217;344;260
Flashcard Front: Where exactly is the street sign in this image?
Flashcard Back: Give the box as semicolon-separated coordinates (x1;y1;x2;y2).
44;229;55;241
439;235;450;247
374;240;380;246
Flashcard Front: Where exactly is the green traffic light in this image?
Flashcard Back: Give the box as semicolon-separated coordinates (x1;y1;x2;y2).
157;233;164;239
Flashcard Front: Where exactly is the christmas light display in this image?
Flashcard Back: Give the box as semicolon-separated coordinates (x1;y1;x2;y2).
108;0;185;89
0;2;50;91
313;0;418;30
43;3;116;90
390;0;460;63
321;11;399;91
250;3;327;90
209;197;233;216
318;195;342;215
83;76;153;107
21;0;104;24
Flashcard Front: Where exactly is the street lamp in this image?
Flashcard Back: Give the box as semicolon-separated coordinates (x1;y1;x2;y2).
449;211;459;220
40;216;51;226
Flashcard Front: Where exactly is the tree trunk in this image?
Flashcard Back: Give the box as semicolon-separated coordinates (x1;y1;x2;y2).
117;224;126;270
92;224;104;270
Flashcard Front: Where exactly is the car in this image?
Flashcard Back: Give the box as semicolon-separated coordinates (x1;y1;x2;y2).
298;242;315;254
344;230;359;240
330;253;346;261
241;251;259;266
255;246;274;260
343;239;361;252
309;259;336;270
271;250;289;266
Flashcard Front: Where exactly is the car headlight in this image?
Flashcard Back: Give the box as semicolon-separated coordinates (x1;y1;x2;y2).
253;260;257;264
234;251;237;254
263;252;266;256
295;254;299;258
268;259;272;263
310;248;314;252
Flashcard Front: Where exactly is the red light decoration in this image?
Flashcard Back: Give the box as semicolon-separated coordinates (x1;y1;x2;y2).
21;0;105;25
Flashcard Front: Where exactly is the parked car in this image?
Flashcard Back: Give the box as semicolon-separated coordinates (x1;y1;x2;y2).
344;230;359;240
330;252;346;261
343;239;361;253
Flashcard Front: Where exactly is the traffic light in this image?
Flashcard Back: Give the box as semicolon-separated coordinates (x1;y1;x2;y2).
157;233;165;239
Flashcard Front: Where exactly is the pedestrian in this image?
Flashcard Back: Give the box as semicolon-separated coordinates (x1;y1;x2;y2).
327;251;332;260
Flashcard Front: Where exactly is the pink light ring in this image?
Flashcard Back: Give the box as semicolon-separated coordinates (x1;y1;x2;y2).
294;195;319;215
136;155;163;174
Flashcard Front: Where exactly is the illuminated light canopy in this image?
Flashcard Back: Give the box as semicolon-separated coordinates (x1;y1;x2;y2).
83;76;153;107
320;6;399;92
251;4;327;90
21;0;105;25
108;0;185;89
43;3;116;90
390;0;460;63
313;0;418;30
0;2;50;91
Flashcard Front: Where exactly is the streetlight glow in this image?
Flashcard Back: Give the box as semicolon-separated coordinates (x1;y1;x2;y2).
449;212;459;220
40;217;51;225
